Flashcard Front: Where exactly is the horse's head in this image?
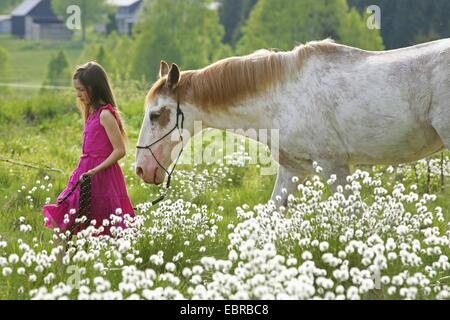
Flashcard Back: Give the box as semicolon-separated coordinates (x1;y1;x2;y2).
135;61;185;185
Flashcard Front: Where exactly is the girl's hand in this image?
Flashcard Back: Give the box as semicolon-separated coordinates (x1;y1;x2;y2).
80;169;97;181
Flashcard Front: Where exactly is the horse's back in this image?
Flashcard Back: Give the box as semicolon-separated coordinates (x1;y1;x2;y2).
293;39;449;165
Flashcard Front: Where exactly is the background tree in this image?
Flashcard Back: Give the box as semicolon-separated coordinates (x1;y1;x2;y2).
338;7;384;50
130;0;232;82
348;0;450;49
237;0;384;55
75;31;132;81
111;35;133;79
219;0;258;48
52;0;112;42
106;12;118;35
0;0;22;14
95;45;115;74
43;50;71;87
0;47;10;77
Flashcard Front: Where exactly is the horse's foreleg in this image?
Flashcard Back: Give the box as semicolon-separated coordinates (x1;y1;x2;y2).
318;160;351;194
271;164;304;206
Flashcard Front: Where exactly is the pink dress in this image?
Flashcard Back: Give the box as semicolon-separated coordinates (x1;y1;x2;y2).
43;104;135;235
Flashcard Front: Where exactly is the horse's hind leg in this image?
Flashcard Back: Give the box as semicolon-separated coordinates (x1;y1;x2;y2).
431;101;450;150
431;124;450;153
430;51;450;150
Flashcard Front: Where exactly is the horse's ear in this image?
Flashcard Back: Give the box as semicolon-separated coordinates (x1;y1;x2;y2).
159;60;170;78
167;63;180;90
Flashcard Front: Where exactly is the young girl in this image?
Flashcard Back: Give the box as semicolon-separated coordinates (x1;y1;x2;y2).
43;62;135;236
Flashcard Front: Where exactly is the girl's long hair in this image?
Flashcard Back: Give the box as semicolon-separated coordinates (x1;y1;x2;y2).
73;62;128;142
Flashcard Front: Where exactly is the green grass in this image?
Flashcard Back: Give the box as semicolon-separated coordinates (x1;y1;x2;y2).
0;36;83;85
0;88;449;299
0;89;273;299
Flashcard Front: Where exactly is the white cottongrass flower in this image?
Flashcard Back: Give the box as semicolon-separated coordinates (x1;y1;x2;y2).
8;254;19;265
165;263;176;273
2;267;12;277
319;242;329;252
182;268;192;278
301;251;313;261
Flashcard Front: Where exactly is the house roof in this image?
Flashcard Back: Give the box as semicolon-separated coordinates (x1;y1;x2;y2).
0;15;11;22
107;0;141;7
116;0;142;19
11;0;41;16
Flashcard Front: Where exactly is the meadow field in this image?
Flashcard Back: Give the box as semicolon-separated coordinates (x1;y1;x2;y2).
0;37;449;300
0;85;449;300
0;35;83;85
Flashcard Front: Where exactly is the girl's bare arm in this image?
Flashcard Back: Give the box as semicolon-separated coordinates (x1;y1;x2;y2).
81;110;126;178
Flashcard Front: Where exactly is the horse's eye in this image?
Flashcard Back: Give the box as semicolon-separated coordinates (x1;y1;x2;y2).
150;112;161;122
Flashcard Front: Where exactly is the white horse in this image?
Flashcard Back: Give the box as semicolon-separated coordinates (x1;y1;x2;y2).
135;38;450;205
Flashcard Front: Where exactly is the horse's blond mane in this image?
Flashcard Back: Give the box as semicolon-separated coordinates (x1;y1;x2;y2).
148;39;339;111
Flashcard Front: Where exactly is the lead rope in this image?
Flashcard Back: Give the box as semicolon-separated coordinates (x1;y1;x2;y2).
57;175;92;251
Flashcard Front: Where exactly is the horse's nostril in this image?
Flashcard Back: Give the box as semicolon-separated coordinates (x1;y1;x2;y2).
136;166;144;178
